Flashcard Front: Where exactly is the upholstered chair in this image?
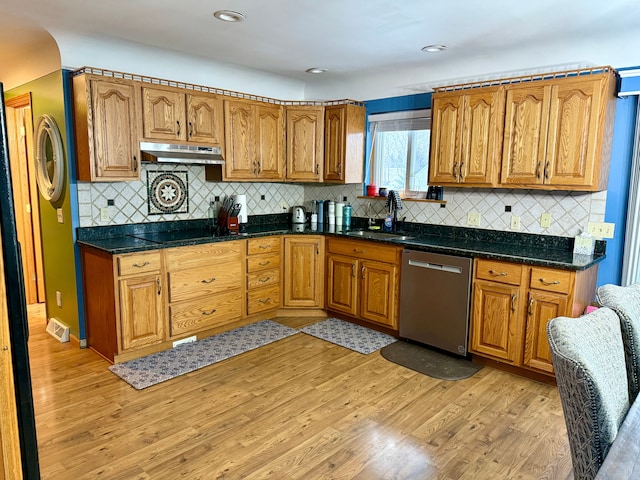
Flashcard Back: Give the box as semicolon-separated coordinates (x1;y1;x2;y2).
596;283;640;402
547;307;630;480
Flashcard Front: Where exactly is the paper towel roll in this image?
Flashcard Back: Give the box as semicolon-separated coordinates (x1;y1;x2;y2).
231;194;248;224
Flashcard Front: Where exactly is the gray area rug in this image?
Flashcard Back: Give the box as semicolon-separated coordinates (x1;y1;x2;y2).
380;340;483;380
300;317;397;354
109;320;298;390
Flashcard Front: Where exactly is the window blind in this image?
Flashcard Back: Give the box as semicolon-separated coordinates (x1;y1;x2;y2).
368;109;430;132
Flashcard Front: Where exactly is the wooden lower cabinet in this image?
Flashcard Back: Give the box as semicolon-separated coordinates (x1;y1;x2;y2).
283;236;324;308
166;241;244;337
325;238;401;330
246;236;282;315
470;258;598;377
118;273;164;351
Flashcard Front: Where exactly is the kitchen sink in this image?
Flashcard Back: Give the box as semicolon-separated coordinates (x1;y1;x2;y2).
345;230;413;241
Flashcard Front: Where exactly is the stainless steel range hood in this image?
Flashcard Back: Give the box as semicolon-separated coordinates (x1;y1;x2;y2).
140;142;224;165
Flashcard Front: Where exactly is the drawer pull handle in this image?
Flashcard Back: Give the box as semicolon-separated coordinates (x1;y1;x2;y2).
353;249;365;254
201;277;216;284
258;297;271;303
488;269;507;277
536;161;542;179
258;244;271;249
352;264;356;277
544;161;550;180
511;293;517;312
176;120;181;137
361;265;366;279
132;261;150;268
259;261;270;266
259;277;271;283
202;309;217;316
528;297;534;315
157;278;161;295
539;278;560;286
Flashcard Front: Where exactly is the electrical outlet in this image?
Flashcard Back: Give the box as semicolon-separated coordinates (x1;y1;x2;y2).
510;215;521;230
467;212;481;226
540;213;552;228
56;291;62;307
100;207;110;222
587;222;615;238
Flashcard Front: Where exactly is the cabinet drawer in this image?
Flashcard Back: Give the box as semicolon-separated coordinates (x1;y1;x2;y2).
165;241;243;271
475;259;523;286
529;267;573;294
170;290;243;337
247;285;281;314
247;268;280;290
117;251;162;276
246;253;280;273
327;238;401;264
168;263;242;303
247;236;281;255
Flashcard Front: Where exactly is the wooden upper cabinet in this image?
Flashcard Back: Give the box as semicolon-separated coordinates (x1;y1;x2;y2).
501;83;552;186
73;75;140;181
256;104;284;180
285;106;324;182
141;87;224;147
429;93;463;185
501;71;617;190
429;87;504;187
224;99;284;181
323;104;365;183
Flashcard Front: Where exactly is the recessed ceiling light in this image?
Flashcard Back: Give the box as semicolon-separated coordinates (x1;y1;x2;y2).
422;45;447;53
213;10;246;22
305;68;328;74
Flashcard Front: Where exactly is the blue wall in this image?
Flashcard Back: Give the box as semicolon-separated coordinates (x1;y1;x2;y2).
597;95;638;286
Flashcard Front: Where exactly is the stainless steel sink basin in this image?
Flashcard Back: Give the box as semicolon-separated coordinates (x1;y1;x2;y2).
346;230;413;241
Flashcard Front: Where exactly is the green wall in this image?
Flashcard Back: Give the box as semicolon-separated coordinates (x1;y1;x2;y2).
6;71;80;337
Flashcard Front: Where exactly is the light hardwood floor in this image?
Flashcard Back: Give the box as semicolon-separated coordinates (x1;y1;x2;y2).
27;305;573;479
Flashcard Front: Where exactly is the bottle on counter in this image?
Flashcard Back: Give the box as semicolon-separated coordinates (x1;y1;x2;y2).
343;203;352;229
317;200;324;226
328;201;336;226
336;202;344;226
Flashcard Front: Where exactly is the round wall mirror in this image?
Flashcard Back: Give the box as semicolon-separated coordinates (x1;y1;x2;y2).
34;114;64;203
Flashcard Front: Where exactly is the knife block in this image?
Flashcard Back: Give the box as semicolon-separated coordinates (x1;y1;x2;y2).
226;217;239;233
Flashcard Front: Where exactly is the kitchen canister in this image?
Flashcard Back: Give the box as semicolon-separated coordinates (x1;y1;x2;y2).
343;204;352;228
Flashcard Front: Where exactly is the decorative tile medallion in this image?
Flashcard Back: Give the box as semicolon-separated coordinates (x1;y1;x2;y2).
147;170;189;215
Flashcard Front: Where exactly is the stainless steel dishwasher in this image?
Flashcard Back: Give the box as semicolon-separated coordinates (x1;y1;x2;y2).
399;250;473;355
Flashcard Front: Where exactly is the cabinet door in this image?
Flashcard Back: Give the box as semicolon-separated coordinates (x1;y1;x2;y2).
90;80;140;180
326;254;358;316
119;274;164;351
360;260;398;328
286;107;324;181
470;280;521;363
141;87;186;141
283;236;324;308
429;93;464;184
324;105;345;182
545;78;602;188
524;290;568;373
187;93;225;147
256;104;284;179
224;100;256;179
501;84;551;186
459;87;504;186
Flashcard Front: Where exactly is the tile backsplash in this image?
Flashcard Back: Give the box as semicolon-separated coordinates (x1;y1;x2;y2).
78;164;606;238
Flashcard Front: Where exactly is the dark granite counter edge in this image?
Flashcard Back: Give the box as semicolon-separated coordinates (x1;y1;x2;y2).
77;217;606;271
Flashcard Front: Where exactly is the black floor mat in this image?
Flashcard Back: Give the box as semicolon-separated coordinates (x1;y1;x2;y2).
380;340;483;380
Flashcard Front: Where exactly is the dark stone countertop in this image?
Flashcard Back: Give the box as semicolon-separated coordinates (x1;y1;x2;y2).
77;215;605;271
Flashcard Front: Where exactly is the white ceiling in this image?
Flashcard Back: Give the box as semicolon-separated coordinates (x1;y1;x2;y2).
1;0;640;95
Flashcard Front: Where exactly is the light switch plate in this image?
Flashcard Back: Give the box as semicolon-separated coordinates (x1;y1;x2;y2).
56;208;64;223
100;207;110;222
467;212;481;226
588;222;615;238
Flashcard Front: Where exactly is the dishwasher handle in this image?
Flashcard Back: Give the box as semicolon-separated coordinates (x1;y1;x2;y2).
407;259;463;274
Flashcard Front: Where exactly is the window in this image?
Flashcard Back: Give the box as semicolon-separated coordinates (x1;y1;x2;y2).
368;110;430;194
